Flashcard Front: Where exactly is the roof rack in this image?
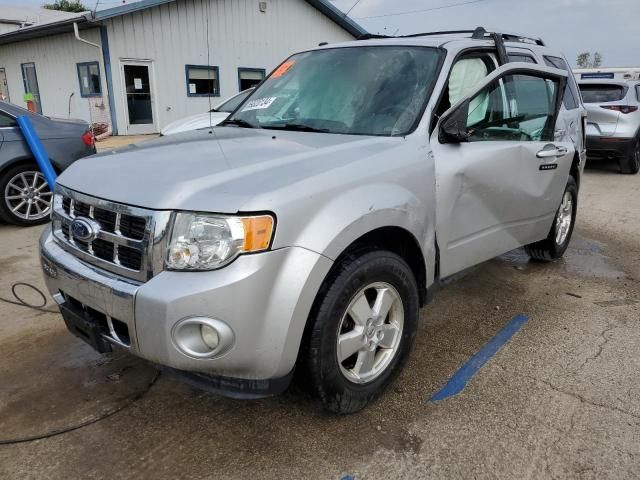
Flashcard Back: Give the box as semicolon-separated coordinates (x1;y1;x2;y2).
400;26;545;46
357;27;545;67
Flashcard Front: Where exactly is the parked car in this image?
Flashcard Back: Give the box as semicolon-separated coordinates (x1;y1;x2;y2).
578;80;640;174
0;101;96;226
40;28;585;414
160;88;255;136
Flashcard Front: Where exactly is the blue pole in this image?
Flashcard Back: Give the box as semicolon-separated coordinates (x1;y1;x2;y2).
16;115;57;188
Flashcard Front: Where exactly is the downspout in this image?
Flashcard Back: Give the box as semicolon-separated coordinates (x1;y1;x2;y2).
73;22;114;138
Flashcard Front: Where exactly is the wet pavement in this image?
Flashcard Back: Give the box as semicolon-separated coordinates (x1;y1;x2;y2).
0;160;639;479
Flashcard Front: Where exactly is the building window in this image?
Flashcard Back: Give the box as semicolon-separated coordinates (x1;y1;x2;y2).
185;65;219;97
21;62;42;114
77;61;102;97
238;68;266;91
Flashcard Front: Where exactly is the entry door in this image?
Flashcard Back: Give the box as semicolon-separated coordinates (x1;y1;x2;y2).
0;68;9;102
121;61;157;134
431;65;574;277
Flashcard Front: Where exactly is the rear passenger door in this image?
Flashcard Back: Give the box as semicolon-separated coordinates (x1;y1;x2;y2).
431;64;575;277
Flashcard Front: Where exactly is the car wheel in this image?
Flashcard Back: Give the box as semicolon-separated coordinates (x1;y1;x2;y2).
620;139;640;174
525;176;578;262
0;164;53;226
299;249;419;414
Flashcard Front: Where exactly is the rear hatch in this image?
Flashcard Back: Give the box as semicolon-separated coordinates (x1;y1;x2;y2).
579;83;628;136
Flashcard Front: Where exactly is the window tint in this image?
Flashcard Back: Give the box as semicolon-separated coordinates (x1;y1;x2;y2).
77;62;101;97
578;84;627;103
186;65;219;97
636;85;640;102
0;111;16;127
466;74;558;142
543;55;579;109
508;54;537;64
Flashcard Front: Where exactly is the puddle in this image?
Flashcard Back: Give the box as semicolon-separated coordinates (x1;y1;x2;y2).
497;237;625;280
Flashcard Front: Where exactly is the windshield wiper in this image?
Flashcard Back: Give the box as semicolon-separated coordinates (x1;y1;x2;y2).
262;123;330;133
219;118;256;128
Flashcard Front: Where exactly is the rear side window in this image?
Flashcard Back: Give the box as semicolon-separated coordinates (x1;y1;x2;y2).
543;55;580;110
579;84;627;103
0;111;16;127
636;85;640;102
508;54;537;64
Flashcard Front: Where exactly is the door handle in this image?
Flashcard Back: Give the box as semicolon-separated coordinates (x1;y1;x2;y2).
537;145;568;158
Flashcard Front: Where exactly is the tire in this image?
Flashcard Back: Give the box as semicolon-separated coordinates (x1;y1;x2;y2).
620;139;640;174
525;176;578;262
0;163;53;226
299;249;419;414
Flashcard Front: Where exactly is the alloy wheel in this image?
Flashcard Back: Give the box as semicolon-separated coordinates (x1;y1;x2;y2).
336;282;404;384
555;191;573;245
4;171;52;221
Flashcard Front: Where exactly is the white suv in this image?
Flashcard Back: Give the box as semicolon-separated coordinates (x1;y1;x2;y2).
40;28;586;413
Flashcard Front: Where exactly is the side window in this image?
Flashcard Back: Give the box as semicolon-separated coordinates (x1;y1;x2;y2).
432;53;496;130
508;54;537;64
543;55;580;110
0;112;16;127
466;74;559;142
77;62;102;97
636;85;640;102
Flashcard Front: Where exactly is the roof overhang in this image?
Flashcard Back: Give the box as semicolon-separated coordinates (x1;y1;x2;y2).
0;0;366;46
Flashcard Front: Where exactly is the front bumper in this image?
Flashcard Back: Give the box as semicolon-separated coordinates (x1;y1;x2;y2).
586;136;636;160
40;226;332;393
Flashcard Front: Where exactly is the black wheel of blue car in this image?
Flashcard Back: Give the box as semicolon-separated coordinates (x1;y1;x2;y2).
620;139;640;174
298;249;419;414
0;164;53;226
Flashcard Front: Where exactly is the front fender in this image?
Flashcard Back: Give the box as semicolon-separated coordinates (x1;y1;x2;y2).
281;182;430;266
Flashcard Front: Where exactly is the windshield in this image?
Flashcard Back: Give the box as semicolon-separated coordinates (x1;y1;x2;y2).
227;46;443;136
215;89;254;113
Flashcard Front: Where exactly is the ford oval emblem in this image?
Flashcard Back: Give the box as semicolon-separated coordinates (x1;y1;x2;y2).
70;217;100;242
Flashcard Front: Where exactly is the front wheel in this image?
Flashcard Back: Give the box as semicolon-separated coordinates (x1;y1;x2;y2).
620;139;640;174
525;176;578;261
299;250;419;414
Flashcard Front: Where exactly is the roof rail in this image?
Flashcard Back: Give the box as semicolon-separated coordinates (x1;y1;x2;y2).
400;26;545;46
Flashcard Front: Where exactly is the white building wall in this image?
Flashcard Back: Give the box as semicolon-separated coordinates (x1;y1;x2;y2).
0;27;107;124
105;0;354;134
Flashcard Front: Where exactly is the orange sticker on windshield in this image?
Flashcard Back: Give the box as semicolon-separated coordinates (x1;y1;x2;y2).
272;60;295;78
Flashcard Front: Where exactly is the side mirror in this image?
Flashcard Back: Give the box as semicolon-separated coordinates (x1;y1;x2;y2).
438;99;471;144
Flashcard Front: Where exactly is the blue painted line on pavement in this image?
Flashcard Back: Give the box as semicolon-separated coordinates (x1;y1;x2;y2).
429;314;530;402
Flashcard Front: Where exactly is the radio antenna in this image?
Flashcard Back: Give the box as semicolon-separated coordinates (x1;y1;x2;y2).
204;0;227;161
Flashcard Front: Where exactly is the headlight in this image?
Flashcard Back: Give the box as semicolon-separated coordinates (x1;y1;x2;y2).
166;213;275;271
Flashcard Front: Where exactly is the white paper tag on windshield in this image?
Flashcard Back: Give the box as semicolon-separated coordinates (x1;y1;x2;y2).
242;97;277;111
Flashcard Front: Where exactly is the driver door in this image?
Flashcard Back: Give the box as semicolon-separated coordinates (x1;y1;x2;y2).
431;63;574;277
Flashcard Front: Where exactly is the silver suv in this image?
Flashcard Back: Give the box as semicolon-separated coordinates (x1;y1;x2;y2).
40;28;586;413
578;79;640;174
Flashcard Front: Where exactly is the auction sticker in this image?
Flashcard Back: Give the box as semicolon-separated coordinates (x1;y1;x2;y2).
242;97;277;112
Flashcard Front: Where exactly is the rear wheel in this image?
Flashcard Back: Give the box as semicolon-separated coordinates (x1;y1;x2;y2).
299;250;419;414
620;139;640;174
525;176;578;261
0;164;53;226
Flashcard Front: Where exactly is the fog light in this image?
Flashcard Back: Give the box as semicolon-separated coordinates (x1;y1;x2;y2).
171;317;234;359
201;324;219;349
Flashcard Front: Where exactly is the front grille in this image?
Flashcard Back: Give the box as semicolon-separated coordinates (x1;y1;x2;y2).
51;187;162;282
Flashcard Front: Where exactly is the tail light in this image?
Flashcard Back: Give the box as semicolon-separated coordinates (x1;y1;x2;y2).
82;130;95;147
601;105;638;114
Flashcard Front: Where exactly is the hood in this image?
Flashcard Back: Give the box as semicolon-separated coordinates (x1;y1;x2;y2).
160;111;229;135
57;127;399;213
